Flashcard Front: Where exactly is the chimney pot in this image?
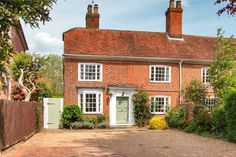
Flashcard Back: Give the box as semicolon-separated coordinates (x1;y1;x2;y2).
94;4;99;15
176;0;182;9
170;0;175;8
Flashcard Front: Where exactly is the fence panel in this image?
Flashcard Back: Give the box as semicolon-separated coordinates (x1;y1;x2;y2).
0;100;37;151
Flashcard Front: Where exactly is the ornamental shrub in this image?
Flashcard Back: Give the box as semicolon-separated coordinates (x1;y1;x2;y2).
225;92;236;142
210;105;227;136
132;89;151;127
71;122;84;129
165;106;188;129
149;116;168;130
97;121;110;129
97;114;106;123
61;105;83;128
184;79;207;106
82;121;95;129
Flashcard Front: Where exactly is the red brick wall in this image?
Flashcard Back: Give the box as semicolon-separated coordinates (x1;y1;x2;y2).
11;27;27;52
64;59;214;115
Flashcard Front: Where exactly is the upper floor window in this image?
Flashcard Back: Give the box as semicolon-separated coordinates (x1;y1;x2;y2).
79;63;102;81
79;89;103;114
202;68;210;84
150;96;171;114
150;65;171;83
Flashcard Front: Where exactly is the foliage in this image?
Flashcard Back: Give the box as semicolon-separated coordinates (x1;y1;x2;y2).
61;105;83;128
82;121;95;129
132;89;151;127
42;54;63;97
36;98;43;132
210;105;227;136
165;106;188;129
97;121;110;129
32;81;52;100
149;116;168;130
97;114;106;123
71;122;84;129
225;92;236;142
185;105;211;133
184;79;208;105
209;29;236;102
10;52;48;101
0;0;56;71
83;118;97;125
215;0;236;16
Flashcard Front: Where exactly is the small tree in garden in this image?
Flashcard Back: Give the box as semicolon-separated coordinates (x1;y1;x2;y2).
184;79;208;106
132;89;151;127
11;52;49;101
209;29;236;103
61;105;83;128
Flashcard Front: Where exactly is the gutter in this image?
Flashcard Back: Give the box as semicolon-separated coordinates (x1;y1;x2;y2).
63;54;213;65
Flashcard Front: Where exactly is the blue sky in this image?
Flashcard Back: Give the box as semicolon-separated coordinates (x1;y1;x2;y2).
22;0;236;55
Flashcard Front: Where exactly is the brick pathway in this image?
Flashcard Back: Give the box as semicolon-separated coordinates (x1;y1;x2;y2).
14;146;126;157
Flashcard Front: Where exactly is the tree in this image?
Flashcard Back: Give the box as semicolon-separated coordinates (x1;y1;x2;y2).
215;0;236;16
42;54;63;97
11;52;48;101
0;0;56;72
184;79;208;106
209;29;236;102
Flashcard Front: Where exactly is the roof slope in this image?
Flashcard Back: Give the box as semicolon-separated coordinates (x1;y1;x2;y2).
63;28;217;60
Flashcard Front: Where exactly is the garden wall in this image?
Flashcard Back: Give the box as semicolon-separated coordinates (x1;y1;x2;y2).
0;100;37;151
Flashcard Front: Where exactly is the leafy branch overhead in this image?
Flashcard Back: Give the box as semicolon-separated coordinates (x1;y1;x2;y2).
0;0;56;70
215;0;236;16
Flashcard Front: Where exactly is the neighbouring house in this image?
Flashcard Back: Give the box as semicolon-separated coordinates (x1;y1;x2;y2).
63;0;217;126
0;21;28;100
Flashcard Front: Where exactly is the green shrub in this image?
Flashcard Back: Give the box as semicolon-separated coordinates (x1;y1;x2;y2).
165;106;188;129
97;121;110;129
132;89;151;127
71;122;84;129
185;121;198;133
97;114;106;123
61;105;83;128
192;105;212;132
82;121;95;129
210;105;227;136
84;118;97;125
184;79;207;106
149;116;168;130
225;92;236;142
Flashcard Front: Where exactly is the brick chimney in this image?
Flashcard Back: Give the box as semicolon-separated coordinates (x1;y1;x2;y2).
86;4;100;29
165;0;183;38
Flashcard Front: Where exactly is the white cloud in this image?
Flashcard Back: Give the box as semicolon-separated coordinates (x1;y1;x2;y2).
30;32;63;55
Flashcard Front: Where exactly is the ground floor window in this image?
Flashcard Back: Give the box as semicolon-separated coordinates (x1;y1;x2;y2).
205;97;217;111
150;96;170;114
79;89;103;114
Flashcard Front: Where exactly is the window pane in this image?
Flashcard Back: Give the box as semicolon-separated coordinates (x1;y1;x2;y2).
80;94;83;111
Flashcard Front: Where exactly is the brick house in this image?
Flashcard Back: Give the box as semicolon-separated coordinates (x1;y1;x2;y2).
63;0;217;126
0;21;28;100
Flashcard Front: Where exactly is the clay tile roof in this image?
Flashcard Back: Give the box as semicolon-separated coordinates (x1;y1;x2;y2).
63;27;219;60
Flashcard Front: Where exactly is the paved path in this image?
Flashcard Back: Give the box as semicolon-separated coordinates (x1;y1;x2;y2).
1;128;236;157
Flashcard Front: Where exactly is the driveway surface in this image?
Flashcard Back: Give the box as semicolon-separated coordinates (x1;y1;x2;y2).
1;128;236;157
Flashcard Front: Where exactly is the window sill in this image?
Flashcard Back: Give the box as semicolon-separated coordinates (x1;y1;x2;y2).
150;81;171;84
83;112;103;115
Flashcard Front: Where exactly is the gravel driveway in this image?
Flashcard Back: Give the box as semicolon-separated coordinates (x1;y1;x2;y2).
1;128;236;157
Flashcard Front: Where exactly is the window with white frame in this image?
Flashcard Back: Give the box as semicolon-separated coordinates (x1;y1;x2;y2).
150;96;170;114
79;89;103;114
202;68;210;84
79;63;102;81
205;97;217;111
150;65;171;83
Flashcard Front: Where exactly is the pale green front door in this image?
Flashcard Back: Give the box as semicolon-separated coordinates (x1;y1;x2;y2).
116;97;129;124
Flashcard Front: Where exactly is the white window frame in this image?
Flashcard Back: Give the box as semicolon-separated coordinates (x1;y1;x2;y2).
150;96;171;114
78;89;103;114
149;65;171;83
201;67;210;84
78;63;103;82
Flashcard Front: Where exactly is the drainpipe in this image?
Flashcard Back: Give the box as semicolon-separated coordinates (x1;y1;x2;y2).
179;59;183;104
